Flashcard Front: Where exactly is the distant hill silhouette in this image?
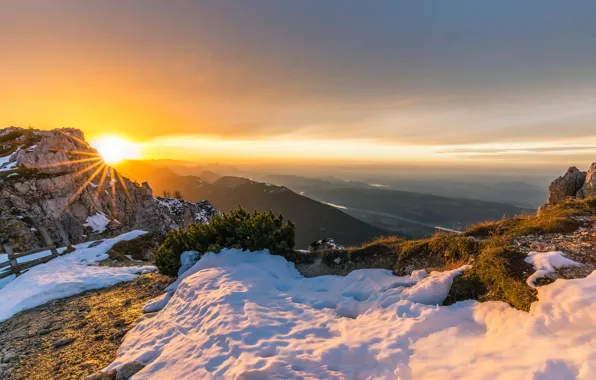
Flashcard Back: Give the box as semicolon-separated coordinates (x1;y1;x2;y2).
114;162;387;248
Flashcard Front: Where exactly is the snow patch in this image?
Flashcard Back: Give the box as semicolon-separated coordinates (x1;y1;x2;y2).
143;292;174;313
124;255;143;263
83;211;111;233
178;250;201;276
0;152;18;172
0;231;155;322
107;250;471;378
525;251;582;287
155;197;186;215
108;250;596;379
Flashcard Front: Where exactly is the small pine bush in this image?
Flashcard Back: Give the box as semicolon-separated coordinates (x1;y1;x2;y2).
155;207;296;276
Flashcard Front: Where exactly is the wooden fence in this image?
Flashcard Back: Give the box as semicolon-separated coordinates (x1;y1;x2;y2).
0;226;66;280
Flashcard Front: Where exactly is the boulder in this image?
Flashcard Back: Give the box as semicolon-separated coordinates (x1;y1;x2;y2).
546;166;587;205
577;162;596;199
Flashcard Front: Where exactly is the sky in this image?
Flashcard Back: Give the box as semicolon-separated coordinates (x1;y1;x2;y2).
1;1;596;168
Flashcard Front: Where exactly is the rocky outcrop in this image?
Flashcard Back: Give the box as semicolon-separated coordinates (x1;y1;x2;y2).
577;163;596;199
154;197;218;229
308;238;344;252
0;127;216;252
546;167;587;205
544;163;596;208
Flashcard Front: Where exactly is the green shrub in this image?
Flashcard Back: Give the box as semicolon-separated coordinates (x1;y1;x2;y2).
155;208;296;276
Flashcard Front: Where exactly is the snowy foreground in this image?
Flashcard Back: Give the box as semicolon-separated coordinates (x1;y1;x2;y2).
0;231;155;322
107;249;596;379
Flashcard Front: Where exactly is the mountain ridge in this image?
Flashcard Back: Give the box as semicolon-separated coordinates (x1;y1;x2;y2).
114;163;388;248
0;127;216;252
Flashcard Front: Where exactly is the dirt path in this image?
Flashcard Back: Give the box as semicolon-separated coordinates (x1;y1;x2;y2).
0;273;172;380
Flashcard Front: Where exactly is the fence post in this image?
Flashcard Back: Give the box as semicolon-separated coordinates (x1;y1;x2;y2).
39;227;59;257
4;243;19;276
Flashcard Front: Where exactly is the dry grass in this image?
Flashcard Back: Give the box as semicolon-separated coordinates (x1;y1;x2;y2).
286;197;596;311
445;240;537;311
465;197;596;238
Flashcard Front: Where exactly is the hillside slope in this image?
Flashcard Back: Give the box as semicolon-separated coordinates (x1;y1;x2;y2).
306;187;526;235
114;165;388;248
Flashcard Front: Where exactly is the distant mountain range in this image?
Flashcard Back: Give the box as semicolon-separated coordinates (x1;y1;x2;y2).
265;174;546;209
265;174;530;235
304;187;526;235
115;161;387;248
117;160;531;240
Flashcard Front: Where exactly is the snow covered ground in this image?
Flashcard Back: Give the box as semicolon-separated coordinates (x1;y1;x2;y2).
0;231;156;322
525;250;582;287
106;249;596;379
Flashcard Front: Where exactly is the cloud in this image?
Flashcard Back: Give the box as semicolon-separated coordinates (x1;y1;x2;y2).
438;146;596;155
1;1;596;148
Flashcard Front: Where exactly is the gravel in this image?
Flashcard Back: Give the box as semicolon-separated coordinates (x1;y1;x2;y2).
0;273;172;380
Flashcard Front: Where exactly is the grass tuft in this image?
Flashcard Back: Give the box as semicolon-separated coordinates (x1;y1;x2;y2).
465;198;596;238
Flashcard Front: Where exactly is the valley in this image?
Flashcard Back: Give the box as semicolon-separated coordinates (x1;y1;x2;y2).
116;160;532;238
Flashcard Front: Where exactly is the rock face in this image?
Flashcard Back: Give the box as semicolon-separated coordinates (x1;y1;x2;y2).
0;127;216;252
544;163;596;208
308;238;344;252
546;167;587;205
154;197;218;229
577;163;596;199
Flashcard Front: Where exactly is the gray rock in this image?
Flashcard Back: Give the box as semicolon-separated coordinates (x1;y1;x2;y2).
154;197;218;230
116;361;145;380
308;238;344;252
577;162;596;199
546;166;587;205
1;351;15;363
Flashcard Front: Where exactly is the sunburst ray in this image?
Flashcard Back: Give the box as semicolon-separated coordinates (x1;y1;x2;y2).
93;164;110;207
65;163;106;208
114;169;131;201
59;130;91;148
55;149;101;157
36;156;102;169
71;160;104;179
110;167;118;218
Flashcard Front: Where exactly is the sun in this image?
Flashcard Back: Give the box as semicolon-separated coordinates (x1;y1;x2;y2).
91;136;139;164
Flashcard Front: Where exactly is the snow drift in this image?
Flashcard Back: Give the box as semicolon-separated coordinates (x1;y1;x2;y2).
0;231;156;322
105;249;596;379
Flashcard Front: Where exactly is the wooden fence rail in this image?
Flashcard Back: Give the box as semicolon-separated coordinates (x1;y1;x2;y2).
0;226;62;280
